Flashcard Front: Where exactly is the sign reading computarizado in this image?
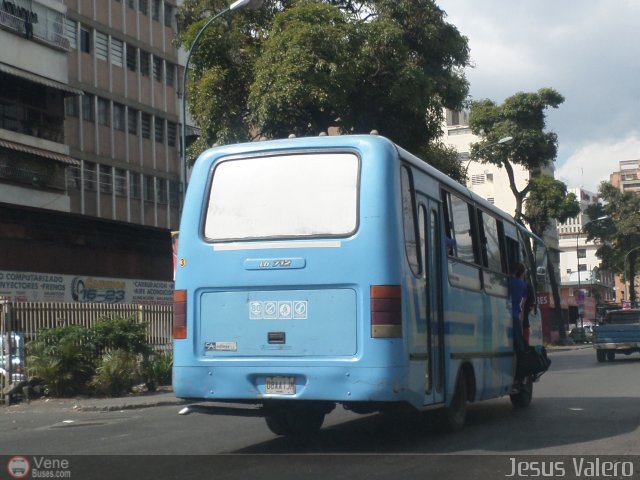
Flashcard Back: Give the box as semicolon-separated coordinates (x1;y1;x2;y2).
0;270;173;305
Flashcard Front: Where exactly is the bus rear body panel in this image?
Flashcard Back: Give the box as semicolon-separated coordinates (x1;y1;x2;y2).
173;136;415;406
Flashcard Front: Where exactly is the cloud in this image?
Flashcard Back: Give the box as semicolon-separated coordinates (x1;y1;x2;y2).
437;0;640;182
555;132;640;192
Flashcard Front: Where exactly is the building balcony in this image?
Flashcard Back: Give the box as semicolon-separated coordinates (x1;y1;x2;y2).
0;8;70;51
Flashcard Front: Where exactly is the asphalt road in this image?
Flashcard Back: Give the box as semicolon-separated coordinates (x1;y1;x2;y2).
2;347;639;479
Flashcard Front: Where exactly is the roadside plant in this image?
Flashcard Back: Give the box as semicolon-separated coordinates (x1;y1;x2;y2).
91;349;142;397
144;350;173;391
26;324;96;397
92;315;151;357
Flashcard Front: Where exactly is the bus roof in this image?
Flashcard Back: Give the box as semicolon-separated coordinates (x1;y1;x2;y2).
196;134;521;229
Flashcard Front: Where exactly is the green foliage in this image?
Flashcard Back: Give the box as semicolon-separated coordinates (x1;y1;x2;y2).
144;350;173;390
584;182;640;299
93;315;152;357
177;0;470;178
91;350;142;397
524;175;580;238
26;325;96;397
26;316;159;397
468;88;565;222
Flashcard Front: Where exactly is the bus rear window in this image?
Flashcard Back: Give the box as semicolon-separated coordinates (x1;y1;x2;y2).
204;153;359;241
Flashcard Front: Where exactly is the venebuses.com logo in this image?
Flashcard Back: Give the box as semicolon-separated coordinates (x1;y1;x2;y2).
7;456;72;478
7;456;30;479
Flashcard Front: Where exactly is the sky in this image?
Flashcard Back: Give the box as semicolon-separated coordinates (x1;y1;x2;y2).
436;0;640;193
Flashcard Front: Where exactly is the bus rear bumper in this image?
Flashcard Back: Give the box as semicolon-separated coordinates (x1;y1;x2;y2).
172;365;411;404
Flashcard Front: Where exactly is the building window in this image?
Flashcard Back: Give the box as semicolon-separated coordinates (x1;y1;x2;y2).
154;118;164;143
64;96;78;117
115;168;127;196
169;181;180;207
165;62;174;87
113;103;126;131
95;31;108;61
164;2;173;27
471;174;485;185
82;95;94;122
84;162;97;191
152;0;161;21
111;38;124;67
129;171;141;198
167;121;176;146
127;108;138;134
64;19;77;49
140;50;150;76
144;175;155;201
141;113;151;139
126;44;137;71
578;264;588;272
80;27;91;53
99;165;112;193
152;57;163;82
577;248;587;259
128;0;136;9
139;0;148;15
157;178;168;204
97;98;110;126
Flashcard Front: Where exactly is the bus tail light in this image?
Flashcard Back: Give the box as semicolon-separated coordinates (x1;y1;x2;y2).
370;285;402;338
173;289;187;339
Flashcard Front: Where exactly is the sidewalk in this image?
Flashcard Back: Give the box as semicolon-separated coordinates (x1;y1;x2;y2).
3;387;187;413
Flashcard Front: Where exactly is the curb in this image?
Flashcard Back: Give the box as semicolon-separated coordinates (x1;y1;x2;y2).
75;399;188;412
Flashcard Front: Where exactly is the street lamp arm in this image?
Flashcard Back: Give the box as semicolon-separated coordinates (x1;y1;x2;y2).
181;7;231;194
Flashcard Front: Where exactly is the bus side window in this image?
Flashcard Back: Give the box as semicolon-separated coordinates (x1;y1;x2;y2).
441;190;456;256
401;166;421;276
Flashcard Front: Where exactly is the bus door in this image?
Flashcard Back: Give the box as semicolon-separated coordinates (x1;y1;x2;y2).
418;195;445;405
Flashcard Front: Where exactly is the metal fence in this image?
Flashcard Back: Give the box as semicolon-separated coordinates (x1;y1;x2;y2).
2;302;173;347
1;301;173;403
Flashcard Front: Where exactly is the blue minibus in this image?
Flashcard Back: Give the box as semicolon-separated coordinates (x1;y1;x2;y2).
173;134;547;435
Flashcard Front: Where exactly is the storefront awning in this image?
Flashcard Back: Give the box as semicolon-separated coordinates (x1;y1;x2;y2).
0;139;80;166
0;63;83;96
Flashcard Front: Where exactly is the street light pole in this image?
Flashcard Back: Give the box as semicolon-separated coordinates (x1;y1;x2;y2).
180;0;260;203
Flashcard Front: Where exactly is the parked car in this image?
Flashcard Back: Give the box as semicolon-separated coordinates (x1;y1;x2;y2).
569;326;594;343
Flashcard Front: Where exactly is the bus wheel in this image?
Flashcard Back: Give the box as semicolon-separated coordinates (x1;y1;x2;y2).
438;371;467;432
264;406;325;436
510;377;533;408
606;351;615;362
596;350;606;363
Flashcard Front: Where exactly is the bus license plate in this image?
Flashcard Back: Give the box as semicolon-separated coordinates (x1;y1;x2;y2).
265;376;296;395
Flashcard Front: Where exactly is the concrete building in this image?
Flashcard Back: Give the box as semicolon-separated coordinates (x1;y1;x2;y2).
556;187;616;323
0;0;182;302
610;159;640;193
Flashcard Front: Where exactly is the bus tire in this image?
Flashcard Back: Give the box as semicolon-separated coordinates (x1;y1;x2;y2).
438;370;467;432
265;407;325;436
510;376;533;408
606;351;615;362
596;350;606;363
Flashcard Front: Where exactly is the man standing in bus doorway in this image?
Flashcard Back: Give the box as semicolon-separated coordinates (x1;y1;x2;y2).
511;262;528;392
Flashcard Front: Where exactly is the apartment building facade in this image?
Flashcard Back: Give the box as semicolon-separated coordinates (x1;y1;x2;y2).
0;0;182;303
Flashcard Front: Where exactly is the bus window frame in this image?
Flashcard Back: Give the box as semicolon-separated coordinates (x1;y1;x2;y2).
200;149;363;243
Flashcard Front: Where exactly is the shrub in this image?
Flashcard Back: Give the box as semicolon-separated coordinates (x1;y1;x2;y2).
93;315;151;357
91;349;142;396
144;350;173;390
26;325;96;397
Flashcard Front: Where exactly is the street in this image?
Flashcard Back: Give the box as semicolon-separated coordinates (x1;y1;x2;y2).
1;347;639;478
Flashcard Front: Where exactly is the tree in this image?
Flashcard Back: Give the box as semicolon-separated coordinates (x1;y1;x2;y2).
468;88;565;223
524;175;580;340
469;88;573;341
584;182;640;304
177;0;470;177
524;175;580;238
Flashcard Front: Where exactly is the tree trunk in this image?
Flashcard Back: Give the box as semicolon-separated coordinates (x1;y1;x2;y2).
547;254;567;341
631;252;637;306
